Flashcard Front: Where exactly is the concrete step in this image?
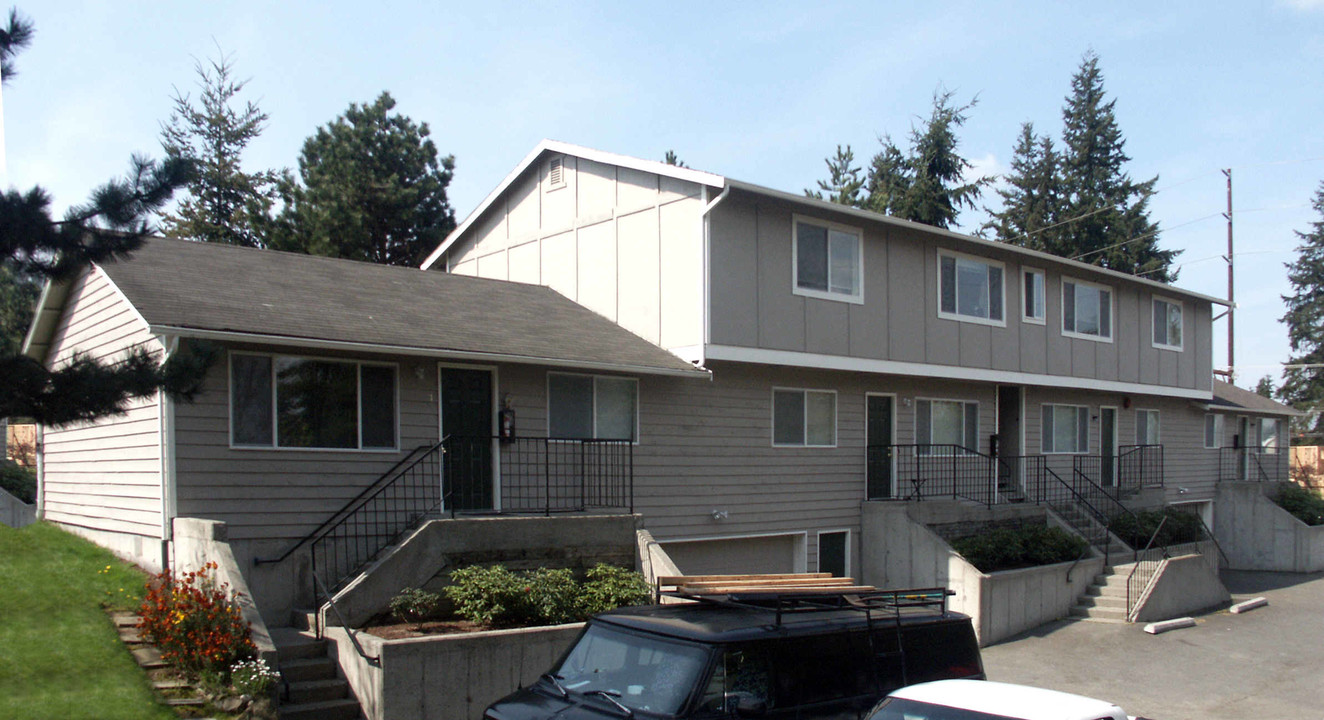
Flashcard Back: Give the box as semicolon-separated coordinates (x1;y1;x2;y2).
279;697;362;720
1070;604;1129;622
1076;594;1127;610
287;678;351;705
271;628;328;662
279;657;338;683
1085;584;1128;599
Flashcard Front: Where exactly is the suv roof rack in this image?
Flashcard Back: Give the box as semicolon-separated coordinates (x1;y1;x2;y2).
655;573;954;626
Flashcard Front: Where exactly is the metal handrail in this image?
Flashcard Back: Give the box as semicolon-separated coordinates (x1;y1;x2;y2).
254;441;441;566
311;570;379;667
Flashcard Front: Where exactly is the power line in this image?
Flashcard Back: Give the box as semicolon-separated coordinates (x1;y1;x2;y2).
1071;212;1223;262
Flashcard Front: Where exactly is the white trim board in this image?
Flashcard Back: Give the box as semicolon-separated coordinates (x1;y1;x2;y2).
703;344;1214;401
149;326;710;379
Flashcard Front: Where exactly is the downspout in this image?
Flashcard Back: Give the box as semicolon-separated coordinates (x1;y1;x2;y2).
158;335;179;570
701;184;732;359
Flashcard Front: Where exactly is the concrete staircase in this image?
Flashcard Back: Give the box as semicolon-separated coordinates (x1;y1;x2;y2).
1051;504;1132;562
271;627;364;720
1070;563;1137;623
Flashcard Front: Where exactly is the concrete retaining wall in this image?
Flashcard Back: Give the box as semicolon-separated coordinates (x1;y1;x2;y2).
171;518;277;664
1216;482;1324;572
0;487;35;528
328;622;583;720
1131;553;1230;623
860;502;1098;646
330;514;641;628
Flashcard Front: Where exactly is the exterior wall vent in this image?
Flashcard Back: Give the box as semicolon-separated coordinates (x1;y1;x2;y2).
548;156;565;189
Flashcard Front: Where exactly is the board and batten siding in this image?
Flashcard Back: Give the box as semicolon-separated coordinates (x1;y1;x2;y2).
444;154;707;351
172;347;442;542
707;194;1214;393
41;268;165;538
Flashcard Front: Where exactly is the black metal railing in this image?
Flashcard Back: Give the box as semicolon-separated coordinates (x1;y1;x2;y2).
1026;465;1116;557
308;441;446;593
1125;513;1225;621
1118;444;1164;490
443;435;634;514
1218;447;1289;483
876;445;1003;505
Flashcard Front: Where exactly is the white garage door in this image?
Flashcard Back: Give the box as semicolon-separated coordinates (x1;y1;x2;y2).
662;535;799;576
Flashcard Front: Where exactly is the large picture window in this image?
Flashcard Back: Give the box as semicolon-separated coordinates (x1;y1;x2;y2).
773;388;837;447
1042;404;1089;454
939;252;1004;324
1153;297;1183;350
793;217;862;303
231;353;397;450
916;399;979;453
1063;279;1112;340
548;373;638;441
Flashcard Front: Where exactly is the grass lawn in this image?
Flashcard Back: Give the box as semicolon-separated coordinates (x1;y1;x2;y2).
0;522;174;720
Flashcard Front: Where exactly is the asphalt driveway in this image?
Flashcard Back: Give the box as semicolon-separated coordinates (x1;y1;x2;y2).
980;570;1324;719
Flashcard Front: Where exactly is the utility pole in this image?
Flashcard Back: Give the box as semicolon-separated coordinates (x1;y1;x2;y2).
1223;168;1235;382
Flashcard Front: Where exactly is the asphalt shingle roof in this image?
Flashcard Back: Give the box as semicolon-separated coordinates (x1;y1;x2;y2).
1211;380;1298;416
95;238;704;377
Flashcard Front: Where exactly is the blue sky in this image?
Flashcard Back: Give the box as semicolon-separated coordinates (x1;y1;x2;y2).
9;1;1324;386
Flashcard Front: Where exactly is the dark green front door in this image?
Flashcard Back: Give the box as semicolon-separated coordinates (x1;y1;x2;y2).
866;395;893;499
441;367;493;511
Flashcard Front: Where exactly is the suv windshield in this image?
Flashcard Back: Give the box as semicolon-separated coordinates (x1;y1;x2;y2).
555;623;712;715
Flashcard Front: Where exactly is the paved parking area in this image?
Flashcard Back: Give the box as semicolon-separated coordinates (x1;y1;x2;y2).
981;570;1324;719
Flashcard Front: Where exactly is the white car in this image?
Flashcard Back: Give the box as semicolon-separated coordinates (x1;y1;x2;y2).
867;679;1145;720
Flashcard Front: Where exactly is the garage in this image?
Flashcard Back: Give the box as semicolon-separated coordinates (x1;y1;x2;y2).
661;533;804;575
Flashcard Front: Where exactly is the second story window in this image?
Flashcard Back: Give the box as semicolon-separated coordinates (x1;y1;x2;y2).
793;217;862;303
1153;297;1183;350
939;251;1004;325
1063;279;1112;341
1023;268;1046;324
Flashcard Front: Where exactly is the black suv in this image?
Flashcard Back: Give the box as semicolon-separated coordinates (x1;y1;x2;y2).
484;587;984;720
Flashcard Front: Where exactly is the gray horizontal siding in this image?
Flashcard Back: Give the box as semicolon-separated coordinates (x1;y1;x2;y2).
41;268;164;537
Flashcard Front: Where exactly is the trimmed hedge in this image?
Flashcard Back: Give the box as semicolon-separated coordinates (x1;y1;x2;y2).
1274;485;1324;526
950;525;1088;573
445;563;650;628
1108;508;1204;549
0;461;36;505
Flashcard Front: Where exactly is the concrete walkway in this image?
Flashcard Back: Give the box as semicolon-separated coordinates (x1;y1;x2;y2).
981;570;1324;719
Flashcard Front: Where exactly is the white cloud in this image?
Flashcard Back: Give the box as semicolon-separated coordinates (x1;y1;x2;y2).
1281;0;1324;10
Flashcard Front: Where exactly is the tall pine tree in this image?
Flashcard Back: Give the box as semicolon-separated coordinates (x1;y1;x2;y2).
273;92;457;267
159;51;279;248
805;144;865;206
983;123;1065;253
1279;182;1324;437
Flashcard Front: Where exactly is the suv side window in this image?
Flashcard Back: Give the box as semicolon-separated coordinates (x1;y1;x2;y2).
705;634;875;715
900;622;982;684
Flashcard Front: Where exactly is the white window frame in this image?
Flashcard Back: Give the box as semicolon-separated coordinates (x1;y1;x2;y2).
915;398;980;454
1041;404;1090;455
937;250;1007;327
1061;277;1114;342
791;215;864;304
771;387;838;448
816;529;851;577
1135;409;1161;445
1022;267;1046;325
1204;414;1224;449
1152;295;1184;351
228;351;401;453
547;155;566;190
546;372;640;443
1260;417;1280;453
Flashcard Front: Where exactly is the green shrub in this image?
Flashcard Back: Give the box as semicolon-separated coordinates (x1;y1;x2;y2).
579;563;651;616
950;525;1088;573
445;563;649;628
1108;508;1205;548
0;461;35;505
389;587;443;629
1274;485;1324;526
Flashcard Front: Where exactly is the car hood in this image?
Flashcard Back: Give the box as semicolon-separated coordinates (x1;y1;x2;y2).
486;687;632;720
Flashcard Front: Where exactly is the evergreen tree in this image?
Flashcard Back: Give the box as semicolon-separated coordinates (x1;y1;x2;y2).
274;92;457;267
806;144;865;206
159;51;279;247
1056;51;1177;280
1280;182;1324;435
984;123;1066;254
861;90;989;229
0;263;37;354
1255;375;1277;399
663;150;687;168
0;10;213;426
